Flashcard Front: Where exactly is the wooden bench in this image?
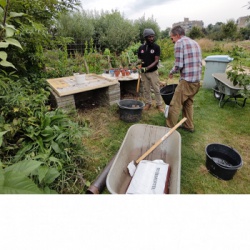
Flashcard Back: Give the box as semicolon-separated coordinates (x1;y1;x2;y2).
47;74;120;110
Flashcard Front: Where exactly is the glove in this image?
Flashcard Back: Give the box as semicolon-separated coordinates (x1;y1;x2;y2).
136;60;142;66
139;67;147;73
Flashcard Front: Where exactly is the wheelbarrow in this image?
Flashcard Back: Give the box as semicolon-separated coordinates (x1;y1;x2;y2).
106;124;182;194
212;73;247;107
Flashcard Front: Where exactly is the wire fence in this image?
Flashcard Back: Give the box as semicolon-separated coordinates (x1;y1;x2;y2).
67;43;85;56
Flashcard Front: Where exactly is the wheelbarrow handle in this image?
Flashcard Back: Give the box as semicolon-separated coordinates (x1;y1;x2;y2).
135;117;187;165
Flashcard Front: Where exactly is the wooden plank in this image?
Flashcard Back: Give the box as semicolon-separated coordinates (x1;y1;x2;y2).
101;73;139;82
47;74;119;97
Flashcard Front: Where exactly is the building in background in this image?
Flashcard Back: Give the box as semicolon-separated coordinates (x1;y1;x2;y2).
172;18;204;33
236;16;250;28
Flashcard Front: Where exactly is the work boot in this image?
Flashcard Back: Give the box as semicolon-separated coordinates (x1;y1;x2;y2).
157;105;164;113
179;125;194;133
143;103;151;110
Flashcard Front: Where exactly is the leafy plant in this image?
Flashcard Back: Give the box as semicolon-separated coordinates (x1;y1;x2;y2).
228;45;247;60
227;64;250;98
0;160;44;194
226;45;250;98
0;0;23;69
0;74;90;193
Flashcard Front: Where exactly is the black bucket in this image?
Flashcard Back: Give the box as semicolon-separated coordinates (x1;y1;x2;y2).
205;143;243;180
118;99;145;123
160;84;178;105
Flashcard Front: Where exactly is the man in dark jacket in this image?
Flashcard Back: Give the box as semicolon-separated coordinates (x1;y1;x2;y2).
138;28;164;112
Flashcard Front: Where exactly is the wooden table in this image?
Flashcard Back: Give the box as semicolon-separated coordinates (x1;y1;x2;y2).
47;74;120;109
101;73;142;97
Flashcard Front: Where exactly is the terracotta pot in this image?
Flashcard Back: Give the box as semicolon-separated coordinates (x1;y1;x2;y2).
121;69;126;76
114;69;120;77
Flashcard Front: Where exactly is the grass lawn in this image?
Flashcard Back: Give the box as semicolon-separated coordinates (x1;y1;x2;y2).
80;81;250;194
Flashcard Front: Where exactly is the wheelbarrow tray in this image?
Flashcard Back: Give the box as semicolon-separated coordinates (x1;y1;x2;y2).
106;124;182;194
212;73;247;107
212;73;243;96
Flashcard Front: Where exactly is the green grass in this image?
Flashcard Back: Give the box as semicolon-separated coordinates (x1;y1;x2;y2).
80;87;250;194
181;88;250;193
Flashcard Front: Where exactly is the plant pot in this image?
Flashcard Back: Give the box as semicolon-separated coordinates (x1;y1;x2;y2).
118;99;145;123
205;143;243;180
160;84;178;105
109;69;115;77
74;74;86;84
114;69;120;77
125;70;130;76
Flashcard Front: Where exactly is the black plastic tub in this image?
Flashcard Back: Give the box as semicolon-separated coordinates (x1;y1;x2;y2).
118;99;145;123
205;143;243;180
160;84;178;105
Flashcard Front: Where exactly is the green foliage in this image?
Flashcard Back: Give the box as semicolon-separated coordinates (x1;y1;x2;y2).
0;161;44;194
160;28;170;39
57;9;139;54
9;0;81;28
187;26;204;39
134;15;161;43
55;10;165;54
206;22;224;40
227;64;250;98
157;38;174;61
2;0;80;76
0;0;23;69
0;76;90;193
119;42;141;68
56;10;95;45
239;24;250;40
221;19;238;40
96;10;138;53
228;45;247;60
224;45;250;98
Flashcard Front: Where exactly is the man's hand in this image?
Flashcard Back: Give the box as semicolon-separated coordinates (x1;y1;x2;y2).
168;73;173;79
139;67;147;73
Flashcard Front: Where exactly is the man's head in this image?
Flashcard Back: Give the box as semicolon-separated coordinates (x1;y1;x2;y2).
143;28;155;44
170;25;185;43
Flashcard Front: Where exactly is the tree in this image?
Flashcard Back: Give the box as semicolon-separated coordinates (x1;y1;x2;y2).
93;10;138;53
134;15;161;43
187;26;204;39
2;0;81;75
9;0;81;27
160;27;171;39
206;22;224;40
221;19;238;40
56;10;95;44
239;23;250;39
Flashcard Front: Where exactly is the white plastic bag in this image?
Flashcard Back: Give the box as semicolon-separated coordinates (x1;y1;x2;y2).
126;160;170;194
164;105;169;118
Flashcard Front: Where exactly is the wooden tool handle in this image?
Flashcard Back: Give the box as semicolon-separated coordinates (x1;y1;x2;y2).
135;117;187;164
136;75;140;93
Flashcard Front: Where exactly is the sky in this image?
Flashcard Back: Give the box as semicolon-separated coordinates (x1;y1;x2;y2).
80;0;250;30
